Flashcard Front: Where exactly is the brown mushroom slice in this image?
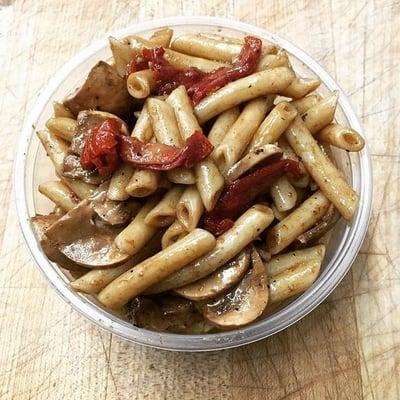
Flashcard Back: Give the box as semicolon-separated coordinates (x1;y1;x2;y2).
62;153;105;185
126;296;212;333
292;205;341;249
31;215;88;272
225;144;283;183
90;182;136;226
45;199;130;268
63;61;133;117
201;247;268;328
175;249;251;301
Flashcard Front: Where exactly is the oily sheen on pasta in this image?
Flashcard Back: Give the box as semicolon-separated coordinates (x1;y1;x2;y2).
32;27;364;333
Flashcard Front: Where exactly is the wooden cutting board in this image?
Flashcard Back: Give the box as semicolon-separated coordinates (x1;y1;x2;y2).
0;0;399;399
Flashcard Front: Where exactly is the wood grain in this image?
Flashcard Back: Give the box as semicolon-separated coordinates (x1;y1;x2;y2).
0;0;399;399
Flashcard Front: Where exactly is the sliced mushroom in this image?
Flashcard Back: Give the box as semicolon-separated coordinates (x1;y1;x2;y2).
126;296;213;333
225;144;283;183
292;205;341;249
45;199;130;268
90;182;136;226
63;61;133;117
31;215;88;272
62;153;105;185
201;247;268;329
175;249;251;301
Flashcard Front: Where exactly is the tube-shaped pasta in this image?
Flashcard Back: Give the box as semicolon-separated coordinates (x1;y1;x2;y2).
176;185;204;231
284;116;358;220
171;33;243;62
127;69;156;99
46;117;77;142
271;203;289;221
125;169;159;197
109;36;136;77
114;197;159;255
317;124;365;152
281;77;321;99
39;181;79;211
98;229;216;309
291;94;321;114
302;91;338;134
53;101;74;118
246;101;297;153
194;67;295;123
270;175;297;212
266;244;325;277
131;101;154;142
147;97;195;184
266;190;331;254
147;204;274;293
213;97;271;173
256;50;290;71
107;164;134;201
71;233;162;294
161;220;188;249
149;28;173;47
269;258;321;303
144;186;184;227
278;137;310;188
166;86;224;210
208;106;240;148
37;131;95;198
36;130;69;175
127;35;227;72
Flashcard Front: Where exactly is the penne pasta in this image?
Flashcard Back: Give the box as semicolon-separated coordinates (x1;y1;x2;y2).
269;258;322;303
46;117;77;142
278;136;310;188
290;94;321;114
125;169;160;197
246;101;297;153
281;77;321;99
266;244;325;276
131;101;154;142
107;164;134;201
70;233;162;294
144;186;184;227
270;175;297;212
208;106;240;148
53;101;74;118
167;86;224;210
213;97;271;173
127;69;156;99
317;123;365;152
161;220;188;249
266;190;331;254
114;197;159;255
149;28;173;48
284;116;359;220
271;203;289;221
171;33;243;62
39;180;79;212
302;91;338;134
147;204;274;293
98;228;216;309
109;36;136;77
194;66;296;123
147;97;195;184
176;185;204;231
256;50;290;71
126;35;227;72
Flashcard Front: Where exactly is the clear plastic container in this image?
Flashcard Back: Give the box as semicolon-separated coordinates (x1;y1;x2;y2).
14;16;372;351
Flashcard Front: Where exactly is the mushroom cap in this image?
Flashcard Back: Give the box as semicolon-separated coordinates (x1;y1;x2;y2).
175;249;251;301
201;247;269;328
45;199;130;268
